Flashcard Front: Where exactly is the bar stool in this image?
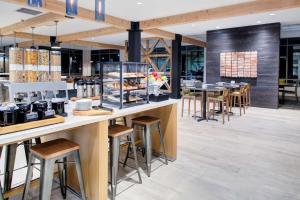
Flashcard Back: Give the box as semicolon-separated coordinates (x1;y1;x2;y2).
22;138;87;200
2;138;41;199
109;124;142;200
124;116;168;177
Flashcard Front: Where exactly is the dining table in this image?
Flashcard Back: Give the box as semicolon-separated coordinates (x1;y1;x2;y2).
187;82;243;122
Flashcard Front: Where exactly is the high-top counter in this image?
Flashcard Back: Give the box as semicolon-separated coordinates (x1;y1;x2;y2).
0;99;178;200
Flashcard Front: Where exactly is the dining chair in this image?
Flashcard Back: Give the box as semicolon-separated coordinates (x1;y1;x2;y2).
181;87;202;119
230;86;246;116
207;88;230;124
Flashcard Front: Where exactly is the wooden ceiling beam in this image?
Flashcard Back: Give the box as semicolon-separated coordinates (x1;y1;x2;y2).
182;36;206;48
58;27;125;42
12;32;50;42
140;0;300;29
0;12;64;35
0;0;131;29
144;29;207;47
64;40;125;50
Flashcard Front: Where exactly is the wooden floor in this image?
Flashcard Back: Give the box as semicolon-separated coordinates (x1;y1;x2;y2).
2;100;300;200
117;100;300;200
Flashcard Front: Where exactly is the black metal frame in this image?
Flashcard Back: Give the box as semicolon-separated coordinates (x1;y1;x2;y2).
100;62;149;109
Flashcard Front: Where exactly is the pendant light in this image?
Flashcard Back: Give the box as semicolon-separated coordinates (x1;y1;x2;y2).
30;27;36;49
95;0;105;21
51;21;61;50
66;0;78;16
28;0;43;7
0;35;5;56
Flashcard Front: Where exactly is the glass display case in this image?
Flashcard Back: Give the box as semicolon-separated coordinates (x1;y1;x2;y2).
100;62;149;109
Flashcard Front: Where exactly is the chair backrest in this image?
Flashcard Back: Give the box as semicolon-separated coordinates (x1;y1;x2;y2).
181;87;191;95
223;89;229;98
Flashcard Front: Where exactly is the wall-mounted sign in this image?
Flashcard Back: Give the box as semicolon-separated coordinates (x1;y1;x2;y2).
220;51;257;78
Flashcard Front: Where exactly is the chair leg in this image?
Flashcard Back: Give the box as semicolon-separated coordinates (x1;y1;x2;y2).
129;133;142;184
206;98;210;121
243;95;246;114
200;95;203;117
4;143;18;193
181;98;184;117
58;157;67;199
239;96;242;116
157;122;168;165
188;98;191;116
39;159;55;200
227;99;230;122
144;125;152;177
109;137;120;200
233;96;236;107
222;100;225;124
74;150;87;200
193;96;196;119
212;100;215;119
22;153;34;200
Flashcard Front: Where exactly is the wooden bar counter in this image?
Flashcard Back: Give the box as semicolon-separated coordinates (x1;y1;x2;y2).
0;99;178;200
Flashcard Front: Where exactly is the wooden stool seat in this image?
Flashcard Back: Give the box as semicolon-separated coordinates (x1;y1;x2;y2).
131;116;160;125
31;138;79;159
108;124;133;137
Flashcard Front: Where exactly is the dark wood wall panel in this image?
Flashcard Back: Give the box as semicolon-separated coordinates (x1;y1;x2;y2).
206;23;280;109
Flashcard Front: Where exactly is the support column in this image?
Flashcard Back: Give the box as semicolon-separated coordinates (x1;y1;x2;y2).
171;34;182;99
82;50;91;76
128;22;142;62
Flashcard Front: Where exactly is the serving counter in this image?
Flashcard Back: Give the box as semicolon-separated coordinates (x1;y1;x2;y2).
0;99;178;200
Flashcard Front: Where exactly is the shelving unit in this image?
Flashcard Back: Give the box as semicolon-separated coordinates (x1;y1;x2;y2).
100;62;149;109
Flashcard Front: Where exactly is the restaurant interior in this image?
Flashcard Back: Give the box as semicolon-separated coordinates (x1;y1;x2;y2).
0;0;300;200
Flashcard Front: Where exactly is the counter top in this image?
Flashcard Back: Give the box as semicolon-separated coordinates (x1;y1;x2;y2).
0;99;178;146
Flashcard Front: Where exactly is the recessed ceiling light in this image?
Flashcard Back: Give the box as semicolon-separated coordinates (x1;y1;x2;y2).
269;13;276;16
216;26;221;29
256;20;262;24
137;2;143;5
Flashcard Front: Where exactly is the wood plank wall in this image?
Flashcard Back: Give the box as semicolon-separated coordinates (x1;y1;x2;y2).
206;23;280;109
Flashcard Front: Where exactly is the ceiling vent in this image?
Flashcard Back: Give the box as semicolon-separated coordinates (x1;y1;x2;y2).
16;8;42;16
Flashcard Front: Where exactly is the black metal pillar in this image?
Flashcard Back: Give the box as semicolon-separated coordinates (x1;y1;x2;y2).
171;34;182;99
128;22;142;62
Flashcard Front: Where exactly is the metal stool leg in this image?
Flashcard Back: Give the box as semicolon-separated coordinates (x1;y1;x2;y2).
3;143;18;195
74;150;87;200
23;140;31;164
58;157;67;199
157;122;168;165
39;159;55;200
0;183;4;200
109;137;120;200
123;136;131;168
0;147;4;200
144;124;152;177
129;132;142;184
22;153;34;200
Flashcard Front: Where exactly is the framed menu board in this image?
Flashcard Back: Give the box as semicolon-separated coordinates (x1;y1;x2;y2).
220;51;257;78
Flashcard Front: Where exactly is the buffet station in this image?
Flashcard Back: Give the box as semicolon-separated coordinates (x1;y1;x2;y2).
0;48;177;200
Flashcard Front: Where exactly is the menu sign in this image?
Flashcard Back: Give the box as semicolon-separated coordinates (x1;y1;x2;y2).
220;51;257;78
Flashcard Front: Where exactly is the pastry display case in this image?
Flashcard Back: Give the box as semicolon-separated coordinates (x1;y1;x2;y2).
100;62;149;109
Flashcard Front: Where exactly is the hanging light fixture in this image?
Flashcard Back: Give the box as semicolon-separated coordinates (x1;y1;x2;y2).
95;0;105;21
51;21;61;50
0;35;5;56
30;27;36;49
66;0;78;16
27;0;43;7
